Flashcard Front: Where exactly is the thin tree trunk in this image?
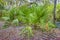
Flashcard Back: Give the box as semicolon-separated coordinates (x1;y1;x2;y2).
53;0;57;24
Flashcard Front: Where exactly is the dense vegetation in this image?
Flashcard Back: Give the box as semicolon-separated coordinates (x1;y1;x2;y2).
0;0;60;39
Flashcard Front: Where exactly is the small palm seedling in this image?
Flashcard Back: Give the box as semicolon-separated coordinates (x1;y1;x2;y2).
20;26;33;39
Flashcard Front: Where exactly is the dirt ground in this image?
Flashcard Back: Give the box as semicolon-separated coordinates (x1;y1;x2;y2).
0;21;60;40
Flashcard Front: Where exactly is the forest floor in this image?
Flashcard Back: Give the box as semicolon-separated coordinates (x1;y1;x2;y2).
0;21;60;40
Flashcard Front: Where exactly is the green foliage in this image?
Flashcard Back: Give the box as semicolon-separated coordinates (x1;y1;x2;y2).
56;4;60;21
12;19;19;26
2;17;10;21
1;3;56;31
20;26;33;37
0;4;4;10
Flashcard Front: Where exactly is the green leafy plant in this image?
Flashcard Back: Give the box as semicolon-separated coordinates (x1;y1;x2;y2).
20;26;33;38
1;2;56;31
56;4;60;21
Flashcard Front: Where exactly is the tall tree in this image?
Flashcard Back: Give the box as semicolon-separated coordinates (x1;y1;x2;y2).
53;0;57;23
